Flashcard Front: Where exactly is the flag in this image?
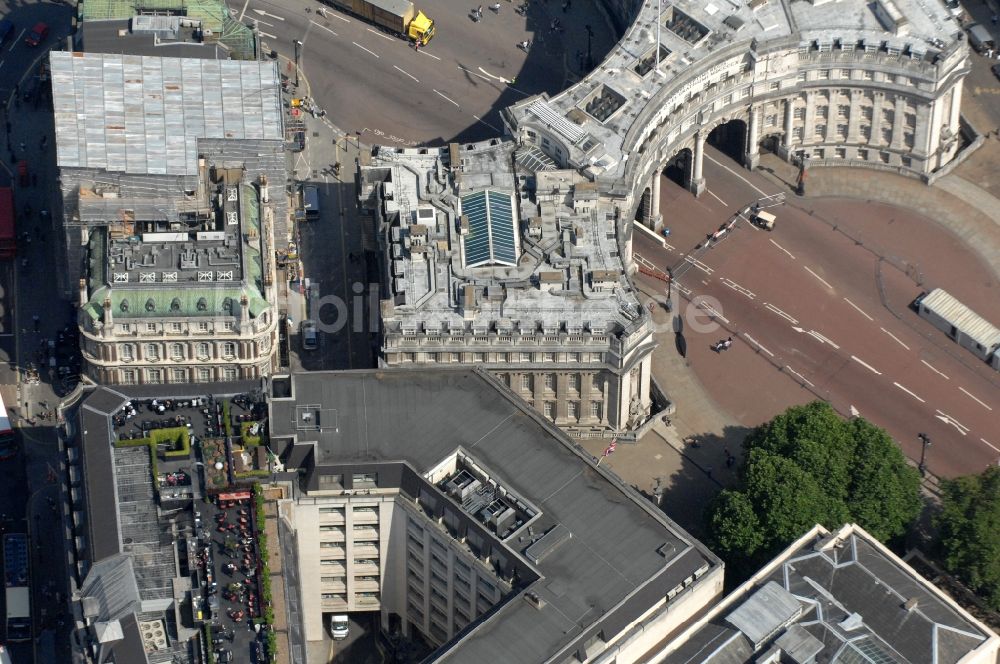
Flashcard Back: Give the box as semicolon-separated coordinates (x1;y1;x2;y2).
603;439;617;457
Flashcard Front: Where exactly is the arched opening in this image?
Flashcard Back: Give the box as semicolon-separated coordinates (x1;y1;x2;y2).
707;119;748;165
634;186;652;223
663;149;691;188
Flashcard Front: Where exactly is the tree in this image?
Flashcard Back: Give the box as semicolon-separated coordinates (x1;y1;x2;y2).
936;466;1000;610
705;401;921;573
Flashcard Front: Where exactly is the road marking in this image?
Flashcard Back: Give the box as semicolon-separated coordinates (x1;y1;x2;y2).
850;405;860;417
920;359;949;380
743;333;774;357
981;438;1000;453
705;188;726;206
433;89;459;107
393;65;419;82
252;8;285;20
367;27;395;41
843;297;873;321
893;382;925;403
721;278;755;300
697;299;730;324
472;114;501;132
936;409;969;436
958;386;992;411
10;29;25;51
418;50;442;61
880;327;910;351
0;60;4;71
457;65;493;83
259;30;278;39
326;11;351;22
764;303;798;325
682;255;713;275
808;330;840;350
673;282;692;296
769;238;794;259
705;154;768;196
253;16;276;27
803;265;833;290
352;41;379;57
785;365;815;388
851;355;881;375
311;21;338;36
477;66;510;82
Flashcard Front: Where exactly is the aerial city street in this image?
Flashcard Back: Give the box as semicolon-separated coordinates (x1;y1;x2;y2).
0;0;999;663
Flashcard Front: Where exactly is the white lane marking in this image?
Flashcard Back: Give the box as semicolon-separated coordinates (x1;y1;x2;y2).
786;365;816;388
743;333;774;357
673;282;692;296
808;330;840;350
367;27;395;41
697;300;730;324
477;66;511;82
981;438;1000;453
959;386;993;411
393;65;419;82
457;65;493;83
851;355;881;375
803;265;833;290
311;21;338;36
472;114;501;132
843;297;873;321
683;255;713;275
418;50;441;60
0;59;5;70
893;382;926;403
253;16;276;27
880;327;910;351
920;359;949;380
352;41;380;57
10;29;25;51
433;89;459;107
705;188;727;206
769;238;795;259
327;11;351;22
252;8;285;20
705;154;768;196
259;30;278;39
936;410;969;436
764;303;798;325
721;278;755;300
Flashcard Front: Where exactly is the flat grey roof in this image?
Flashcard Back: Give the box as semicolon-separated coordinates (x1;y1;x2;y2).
663;526;997;664
270;368;719;662
51;51;283;176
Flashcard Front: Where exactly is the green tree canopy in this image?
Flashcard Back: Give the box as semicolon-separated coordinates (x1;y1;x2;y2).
706;402;921;569
936;466;1000;610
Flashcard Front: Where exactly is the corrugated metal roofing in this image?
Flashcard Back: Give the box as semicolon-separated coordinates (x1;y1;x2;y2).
920;288;1000;350
51;51;282;176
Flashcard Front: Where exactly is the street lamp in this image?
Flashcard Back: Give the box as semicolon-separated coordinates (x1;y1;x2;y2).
293;40;302;88
918;433;931;476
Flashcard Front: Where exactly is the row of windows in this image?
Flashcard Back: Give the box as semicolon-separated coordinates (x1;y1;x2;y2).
119;341;244;362
797;147;913;167
540;401;601;421
801;69;918;87
393;351;603;364
118;320;236;335
120;366;240;385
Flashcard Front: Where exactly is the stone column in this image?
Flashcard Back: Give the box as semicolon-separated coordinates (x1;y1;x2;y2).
847;90;863;144
890;95;907;151
745;107;761;170
803;91;817;144
690;131;706;196
649;170;662;229
869;92;884;146
782;97;795;157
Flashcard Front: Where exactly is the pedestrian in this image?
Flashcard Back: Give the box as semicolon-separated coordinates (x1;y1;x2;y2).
562;0;569;11
706;465;713;479
726;455;736;469
18;141;25;152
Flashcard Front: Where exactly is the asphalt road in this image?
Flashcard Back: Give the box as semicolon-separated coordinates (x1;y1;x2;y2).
231;0;617;145
635;145;1000;479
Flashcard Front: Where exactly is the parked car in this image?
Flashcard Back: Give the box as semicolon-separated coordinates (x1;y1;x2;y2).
0;20;15;45
25;22;48;47
301;319;318;351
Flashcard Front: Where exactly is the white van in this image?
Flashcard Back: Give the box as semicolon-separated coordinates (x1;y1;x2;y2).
328;614;350;640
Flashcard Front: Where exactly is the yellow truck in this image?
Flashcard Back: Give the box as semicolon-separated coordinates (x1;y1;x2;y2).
323;0;435;45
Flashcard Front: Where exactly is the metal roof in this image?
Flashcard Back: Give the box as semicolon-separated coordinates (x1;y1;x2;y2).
461;190;519;268
725;581;801;646
51;51;282;176
920;288;1000;350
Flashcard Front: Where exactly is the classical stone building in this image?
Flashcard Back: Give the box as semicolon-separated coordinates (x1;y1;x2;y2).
51;51;287;385
360;142;657;436
505;0;970;233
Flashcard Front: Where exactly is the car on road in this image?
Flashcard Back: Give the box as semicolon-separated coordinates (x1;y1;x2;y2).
301;320;318;351
25;22;48;47
329;614;350;640
992;63;1000;82
0;20;15;45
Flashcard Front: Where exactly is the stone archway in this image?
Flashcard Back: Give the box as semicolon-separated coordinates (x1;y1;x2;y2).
707;118;749;166
663;148;692;189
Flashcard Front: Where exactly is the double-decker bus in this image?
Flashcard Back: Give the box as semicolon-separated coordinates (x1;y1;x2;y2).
0;391;14;460
3;534;30;642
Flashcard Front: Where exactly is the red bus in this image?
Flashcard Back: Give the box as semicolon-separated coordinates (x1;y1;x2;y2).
0;188;14;259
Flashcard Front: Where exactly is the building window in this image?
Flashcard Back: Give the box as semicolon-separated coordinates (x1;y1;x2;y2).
543;352;554;362
119;344;135;362
198;367;211;382
198;321;209;332
840;69;850;79
120;323;132;334
221;342;236;360
569;375;580;391
353;473;378;489
171;322;183;333
814;124;826;138
590;401;601;419
543;402;554;420
793;107;805;120
145;323;157;333
223;321;234;331
147;368;162;383
146;343;160;361
769;81;779;91
171;368;186;382
223;367;237;381
121;369;137;385
836;124;848;139
544;374;554;390
568;401;579;419
521;375;531;391
196;342;210;360
497;352;508;363
881;128;892;144
170;343;185;361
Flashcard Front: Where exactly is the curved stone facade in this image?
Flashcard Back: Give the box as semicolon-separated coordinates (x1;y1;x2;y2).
505;0;969;226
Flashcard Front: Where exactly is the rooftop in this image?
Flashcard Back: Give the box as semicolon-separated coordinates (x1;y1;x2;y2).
364;142;647;336
507;0;965;184
660;524;1000;664
51;51;282;177
269;368;719;663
